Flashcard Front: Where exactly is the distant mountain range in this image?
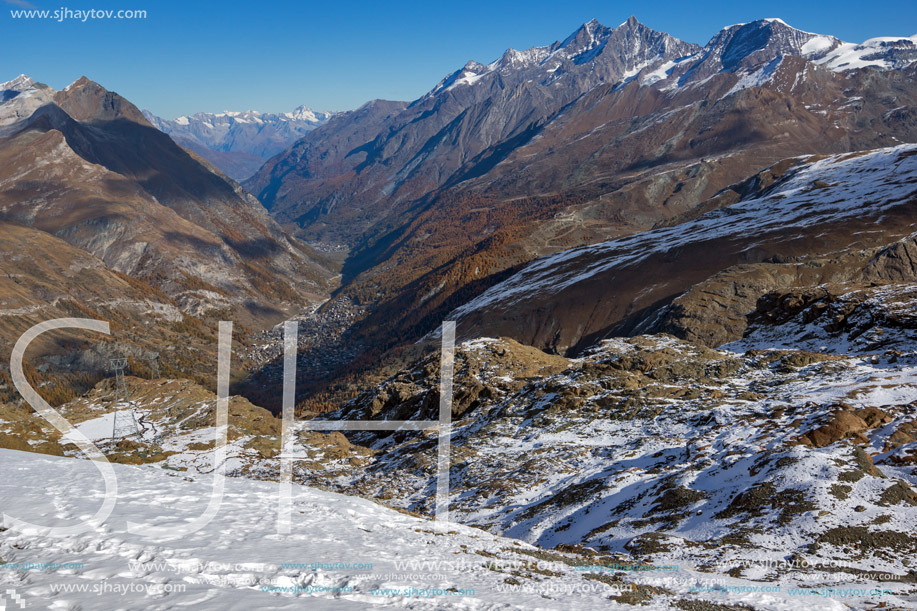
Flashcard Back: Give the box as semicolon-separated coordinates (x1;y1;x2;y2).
142;106;335;181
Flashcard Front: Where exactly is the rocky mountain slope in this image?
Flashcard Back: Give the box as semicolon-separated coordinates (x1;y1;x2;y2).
247;17;701;244
0;221;197;405
447;145;917;354
143;106;335;181
0;75;332;320
306;329;917;588
6;164;916;608
317;325;917;609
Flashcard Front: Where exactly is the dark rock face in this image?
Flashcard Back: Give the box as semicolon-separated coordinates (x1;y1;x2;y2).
685;19;836;78
799;408;871;448
652;235;917;349
730;280;917;356
54;75;150;124
864;234;917;283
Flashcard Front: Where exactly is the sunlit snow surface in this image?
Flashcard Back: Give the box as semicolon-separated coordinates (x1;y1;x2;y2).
1;449;619;610
2;447;901;610
815;35;917;71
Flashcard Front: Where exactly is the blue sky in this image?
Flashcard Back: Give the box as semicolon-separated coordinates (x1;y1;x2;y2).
3;0;916;117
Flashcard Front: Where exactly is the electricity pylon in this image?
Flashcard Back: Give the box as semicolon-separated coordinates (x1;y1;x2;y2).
110;358;142;441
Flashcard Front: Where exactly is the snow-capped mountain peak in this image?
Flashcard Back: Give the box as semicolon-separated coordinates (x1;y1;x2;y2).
666;17;917;89
815;34;917;71
705;17;917;73
0;73;54;125
699;18;841;73
283;104;335;123
558;17;611;56
0;73;35;92
427;17;700;97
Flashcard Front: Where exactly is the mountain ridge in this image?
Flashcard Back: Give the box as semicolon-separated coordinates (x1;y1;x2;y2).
250;15;917;235
0;74;335;385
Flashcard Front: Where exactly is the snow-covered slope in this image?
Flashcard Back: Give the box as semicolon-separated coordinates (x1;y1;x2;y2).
0;447;848;610
7;336;917;608
725;282;917;354
0;449;617;610
816;35;917;72
311;332;917;607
